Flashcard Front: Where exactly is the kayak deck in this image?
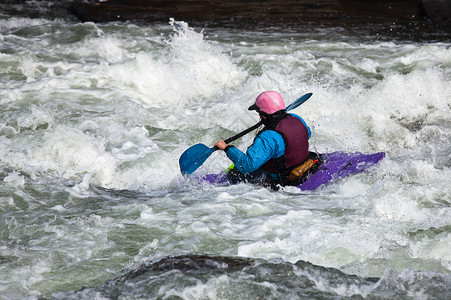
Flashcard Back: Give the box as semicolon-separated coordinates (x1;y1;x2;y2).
195;151;385;191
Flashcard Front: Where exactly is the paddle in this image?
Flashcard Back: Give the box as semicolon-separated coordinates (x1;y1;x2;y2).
179;92;313;175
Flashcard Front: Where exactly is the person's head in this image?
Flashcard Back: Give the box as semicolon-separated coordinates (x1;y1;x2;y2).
248;91;286;121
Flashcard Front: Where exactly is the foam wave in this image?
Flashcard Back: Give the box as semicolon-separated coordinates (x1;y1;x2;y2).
106;19;247;108
0;17;53;30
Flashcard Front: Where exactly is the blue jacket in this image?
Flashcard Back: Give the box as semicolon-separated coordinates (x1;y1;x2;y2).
226;113;311;174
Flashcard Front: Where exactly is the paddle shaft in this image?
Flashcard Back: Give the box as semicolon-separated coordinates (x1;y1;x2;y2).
223;121;263;144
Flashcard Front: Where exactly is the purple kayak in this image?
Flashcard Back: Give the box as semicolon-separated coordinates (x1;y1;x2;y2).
197;151;385;191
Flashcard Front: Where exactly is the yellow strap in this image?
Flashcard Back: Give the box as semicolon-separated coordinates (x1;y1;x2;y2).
288;159;318;181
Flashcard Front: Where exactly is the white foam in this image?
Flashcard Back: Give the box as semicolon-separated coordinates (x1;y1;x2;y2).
3;171;25;188
32;126;118;185
103;20;247;109
0;17;51;30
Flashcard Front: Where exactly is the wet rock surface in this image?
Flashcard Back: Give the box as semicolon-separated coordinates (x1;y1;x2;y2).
54;254;451;299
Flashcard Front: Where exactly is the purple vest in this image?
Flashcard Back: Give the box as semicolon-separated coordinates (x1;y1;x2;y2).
262;115;309;173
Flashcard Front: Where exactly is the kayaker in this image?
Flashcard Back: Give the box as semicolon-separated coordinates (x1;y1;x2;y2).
214;91;321;189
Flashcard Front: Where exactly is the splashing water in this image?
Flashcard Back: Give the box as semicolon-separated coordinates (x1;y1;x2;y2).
0;10;450;299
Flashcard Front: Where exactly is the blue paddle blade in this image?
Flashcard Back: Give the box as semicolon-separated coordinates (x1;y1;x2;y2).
179;143;216;175
286;93;312;111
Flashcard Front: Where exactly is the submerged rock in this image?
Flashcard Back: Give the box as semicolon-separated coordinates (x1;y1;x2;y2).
52;254;378;299
51;254;451;299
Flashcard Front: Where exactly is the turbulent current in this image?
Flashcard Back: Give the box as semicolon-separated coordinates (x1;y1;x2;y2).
0;3;450;299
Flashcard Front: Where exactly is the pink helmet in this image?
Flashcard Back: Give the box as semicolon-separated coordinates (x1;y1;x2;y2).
248;91;286;115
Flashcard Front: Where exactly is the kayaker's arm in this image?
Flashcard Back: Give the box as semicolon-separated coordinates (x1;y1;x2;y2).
216;131;285;174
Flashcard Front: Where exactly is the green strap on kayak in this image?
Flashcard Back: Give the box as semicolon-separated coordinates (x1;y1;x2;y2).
225;164;235;173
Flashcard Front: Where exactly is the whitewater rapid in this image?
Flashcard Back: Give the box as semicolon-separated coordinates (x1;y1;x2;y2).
0;15;450;299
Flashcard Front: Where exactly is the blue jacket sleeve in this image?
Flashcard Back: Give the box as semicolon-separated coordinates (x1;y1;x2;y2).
226;131;285;174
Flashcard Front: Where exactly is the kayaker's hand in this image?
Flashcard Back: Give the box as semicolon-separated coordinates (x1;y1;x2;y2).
214;140;227;151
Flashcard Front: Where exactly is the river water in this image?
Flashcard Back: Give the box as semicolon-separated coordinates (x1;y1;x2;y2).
1;2;450;299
